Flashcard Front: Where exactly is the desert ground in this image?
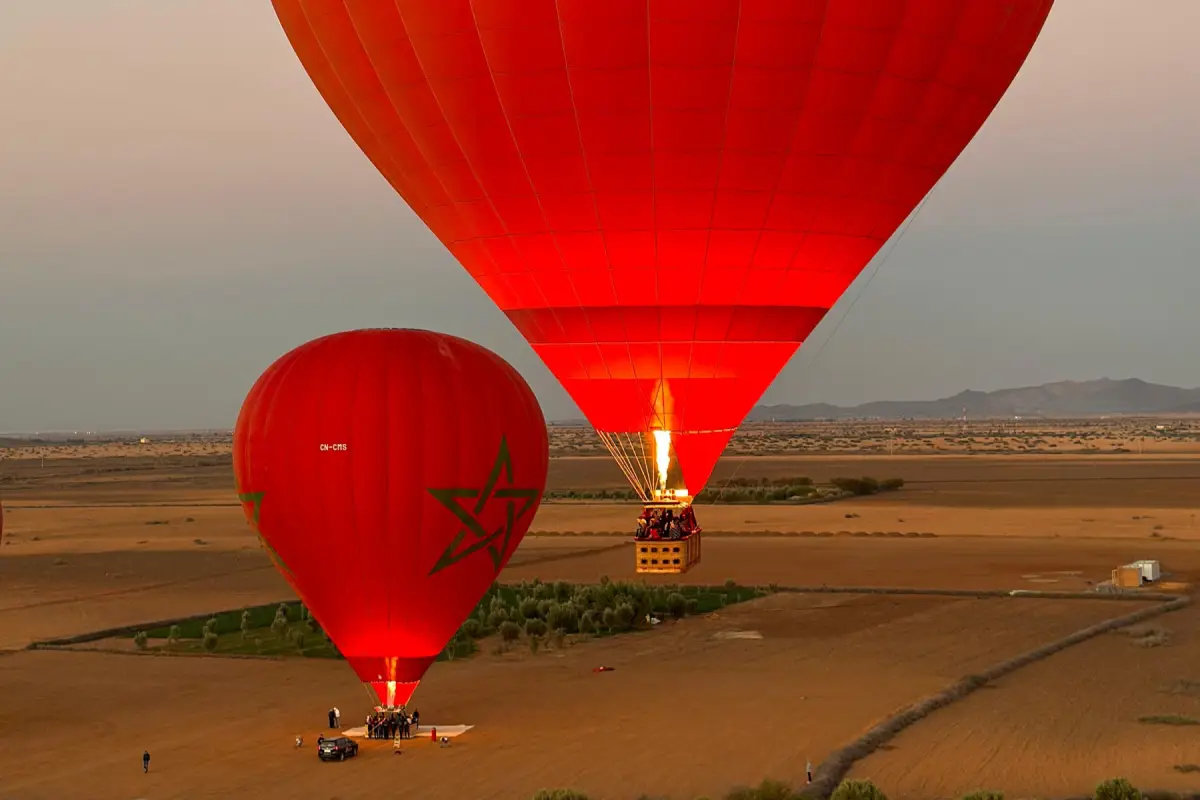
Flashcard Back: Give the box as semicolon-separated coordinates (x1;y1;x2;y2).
2;421;1199;799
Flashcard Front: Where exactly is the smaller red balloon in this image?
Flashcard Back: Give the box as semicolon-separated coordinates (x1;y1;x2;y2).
233;329;548;708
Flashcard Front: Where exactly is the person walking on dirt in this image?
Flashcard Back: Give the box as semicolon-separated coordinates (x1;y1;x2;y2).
142;751;150;773
805;761;813;784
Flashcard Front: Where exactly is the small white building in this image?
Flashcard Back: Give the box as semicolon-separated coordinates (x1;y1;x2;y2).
1130;560;1161;582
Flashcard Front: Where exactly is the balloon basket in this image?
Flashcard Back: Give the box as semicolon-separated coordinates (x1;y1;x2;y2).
634;500;702;574
635;532;701;574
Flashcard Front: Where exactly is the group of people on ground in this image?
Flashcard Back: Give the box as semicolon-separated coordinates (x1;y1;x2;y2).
366;707;419;740
634;504;700;541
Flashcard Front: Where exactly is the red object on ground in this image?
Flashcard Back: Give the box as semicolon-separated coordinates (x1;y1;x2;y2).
233;329;549;708
593;666;616;673
431;727;437;743
270;0;1054;494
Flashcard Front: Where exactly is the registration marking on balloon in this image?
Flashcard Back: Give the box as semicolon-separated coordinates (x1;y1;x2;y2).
319;443;348;452
426;436;540;577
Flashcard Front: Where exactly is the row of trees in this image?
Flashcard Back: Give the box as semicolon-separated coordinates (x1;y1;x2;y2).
446;578;754;657
548;476;904;504
134;603;327;655
131;580;759;660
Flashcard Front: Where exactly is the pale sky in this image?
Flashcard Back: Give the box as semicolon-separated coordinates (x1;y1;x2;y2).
2;1;1198;432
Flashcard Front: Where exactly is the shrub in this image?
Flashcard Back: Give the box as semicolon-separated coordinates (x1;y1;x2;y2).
830;779;888;800
461;618;484;639
601;607;617;630
528;636;540;654
831;477;880;496
879;478;905;491
202;631;219;653
270;611;288;639
725;779;796;800
579;611;597;635
519;598;540;619
961;792;1004;800
1094;777;1141;800
614;602;636;629
487;609;509;628
133;631;148;650
167;624;181;647
666;592;688;618
547;603;579;634
240;610;252;641
531;791;590;800
499;621;521;643
525;618;549;638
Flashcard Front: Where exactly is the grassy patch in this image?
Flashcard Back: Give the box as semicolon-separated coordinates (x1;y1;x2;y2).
139;580;768;662
1138;714;1200;726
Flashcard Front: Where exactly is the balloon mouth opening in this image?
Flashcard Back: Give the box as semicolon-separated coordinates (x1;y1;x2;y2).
364;679;421;710
347;654;437;708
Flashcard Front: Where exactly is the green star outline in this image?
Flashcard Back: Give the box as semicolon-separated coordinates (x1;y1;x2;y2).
236;489;295;580
427;436;540;576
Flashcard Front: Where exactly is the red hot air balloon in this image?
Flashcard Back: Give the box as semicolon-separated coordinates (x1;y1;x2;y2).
233;329;548;708
270;0;1053;562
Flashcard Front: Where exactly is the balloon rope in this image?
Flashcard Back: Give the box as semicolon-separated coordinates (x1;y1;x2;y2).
595;431;638;498
596;431;650;502
633;432;658;495
627;432;657;498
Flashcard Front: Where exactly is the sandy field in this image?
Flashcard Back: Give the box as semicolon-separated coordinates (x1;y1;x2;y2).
852;601;1200;799
2;429;1199;799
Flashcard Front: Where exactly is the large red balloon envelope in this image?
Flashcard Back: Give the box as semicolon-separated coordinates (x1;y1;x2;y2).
270;0;1053;497
233;329;548;708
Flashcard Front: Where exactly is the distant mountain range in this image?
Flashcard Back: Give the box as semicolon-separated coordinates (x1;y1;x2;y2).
746;379;1200;421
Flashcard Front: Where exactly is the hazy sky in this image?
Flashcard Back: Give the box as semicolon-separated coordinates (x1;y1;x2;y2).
2;1;1198;432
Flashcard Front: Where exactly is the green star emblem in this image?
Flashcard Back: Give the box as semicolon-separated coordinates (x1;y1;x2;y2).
427;436;540;576
237;489;295;580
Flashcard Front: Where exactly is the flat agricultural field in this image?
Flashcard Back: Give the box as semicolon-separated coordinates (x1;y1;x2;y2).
1;432;1199;799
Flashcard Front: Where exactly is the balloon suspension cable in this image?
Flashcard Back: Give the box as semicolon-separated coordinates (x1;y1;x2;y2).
595;431;653;503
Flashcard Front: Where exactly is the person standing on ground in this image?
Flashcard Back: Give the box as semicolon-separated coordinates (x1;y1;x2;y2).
333;706;340;728
142;751;150;773
805;761;813;784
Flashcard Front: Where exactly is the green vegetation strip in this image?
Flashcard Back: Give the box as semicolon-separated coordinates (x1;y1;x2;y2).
1138;714;1200;726
545;475;903;504
113;579;767;659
